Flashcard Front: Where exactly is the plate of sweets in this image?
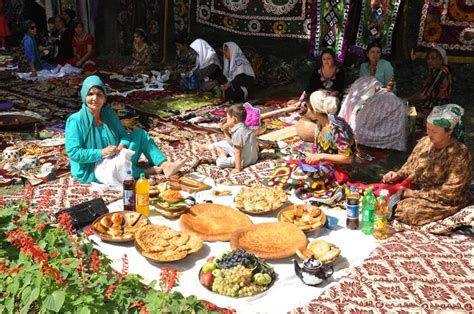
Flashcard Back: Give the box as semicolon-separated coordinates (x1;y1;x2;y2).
278;204;327;233
199;249;277;298
234;185;288;215
93;211;149;242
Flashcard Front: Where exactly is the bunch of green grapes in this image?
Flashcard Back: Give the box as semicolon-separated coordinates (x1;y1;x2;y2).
212;265;259;297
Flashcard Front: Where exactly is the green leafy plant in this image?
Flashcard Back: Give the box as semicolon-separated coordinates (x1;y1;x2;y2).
0;189;233;314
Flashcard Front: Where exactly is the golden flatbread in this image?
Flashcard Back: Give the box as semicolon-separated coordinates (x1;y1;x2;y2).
230;222;307;259
180;203;253;241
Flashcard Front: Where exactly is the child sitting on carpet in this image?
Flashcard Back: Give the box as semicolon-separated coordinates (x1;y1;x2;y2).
197;104;258;173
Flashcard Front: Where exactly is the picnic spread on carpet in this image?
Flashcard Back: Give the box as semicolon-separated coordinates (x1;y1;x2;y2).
1;1;473;312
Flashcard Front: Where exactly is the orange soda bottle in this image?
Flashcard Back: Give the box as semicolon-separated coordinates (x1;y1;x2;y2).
135;173;150;216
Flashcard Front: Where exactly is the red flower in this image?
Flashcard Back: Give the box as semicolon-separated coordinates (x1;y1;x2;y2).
90;250;101;273
35;221;47;231
160;267;179;293
202;300;236;314
6;228;49;263
23;184;34;207
57;212;74;235
130;302;148;314
52;252;59;258
41;263;64;285
63;260;71;265
82;225;95;237
0;196;4;207
105;284;117;300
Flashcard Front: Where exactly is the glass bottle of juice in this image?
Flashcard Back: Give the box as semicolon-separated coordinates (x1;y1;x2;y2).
135;173;150;217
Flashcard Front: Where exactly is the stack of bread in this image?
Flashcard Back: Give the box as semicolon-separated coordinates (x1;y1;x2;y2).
94;212;148;241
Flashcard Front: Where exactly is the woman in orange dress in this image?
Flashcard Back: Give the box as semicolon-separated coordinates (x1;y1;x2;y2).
69;21;96;72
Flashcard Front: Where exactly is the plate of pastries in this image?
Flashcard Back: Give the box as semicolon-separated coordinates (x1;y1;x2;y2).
278;204;327;233
135;224;203;262
93;211;149;242
234;186;288;215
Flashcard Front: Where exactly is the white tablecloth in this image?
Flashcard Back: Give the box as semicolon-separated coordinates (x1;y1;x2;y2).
91;173;377;313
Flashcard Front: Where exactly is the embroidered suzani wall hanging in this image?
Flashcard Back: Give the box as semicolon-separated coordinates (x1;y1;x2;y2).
196;0;312;39
174;0;191;36
310;0;355;62
417;0;474;53
355;0;403;54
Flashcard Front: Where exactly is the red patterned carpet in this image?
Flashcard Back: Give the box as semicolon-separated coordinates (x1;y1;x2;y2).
293;231;474;313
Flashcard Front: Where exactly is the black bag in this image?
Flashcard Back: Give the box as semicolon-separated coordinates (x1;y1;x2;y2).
54;198;109;230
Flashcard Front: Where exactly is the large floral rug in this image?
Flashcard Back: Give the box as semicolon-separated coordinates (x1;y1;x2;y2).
196;0;312;39
417;0;474;54
292;231;474;313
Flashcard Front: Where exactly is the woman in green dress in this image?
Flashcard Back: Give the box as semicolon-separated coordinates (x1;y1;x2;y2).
65;75;184;183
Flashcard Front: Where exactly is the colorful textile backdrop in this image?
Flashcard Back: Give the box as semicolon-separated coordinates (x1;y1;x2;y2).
196;0;312;39
417;0;474;55
117;0;168;62
174;0;191;36
355;0;402;54
310;0;355;62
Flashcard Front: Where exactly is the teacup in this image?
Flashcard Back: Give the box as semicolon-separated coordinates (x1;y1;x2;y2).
2;146;22;160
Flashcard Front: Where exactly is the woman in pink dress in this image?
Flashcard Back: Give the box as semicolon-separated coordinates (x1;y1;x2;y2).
0;0;12;50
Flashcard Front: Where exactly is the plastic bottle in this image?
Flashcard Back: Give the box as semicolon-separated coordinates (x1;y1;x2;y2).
374;189;390;240
135;173;150;217
346;185;359;230
123;170;135;211
360;188;376;235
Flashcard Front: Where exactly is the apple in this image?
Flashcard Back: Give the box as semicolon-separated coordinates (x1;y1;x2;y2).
202;262;217;273
206;256;215;263
200;272;214;288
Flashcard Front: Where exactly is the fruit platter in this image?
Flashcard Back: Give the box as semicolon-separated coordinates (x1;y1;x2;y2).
234;185;288;215
199;249;277;298
93;211;149;242
278;204;327;233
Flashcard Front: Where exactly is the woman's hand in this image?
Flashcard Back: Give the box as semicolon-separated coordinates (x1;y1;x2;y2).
305;153;322;164
101;145;118;158
117;144;127;151
382;171;401;183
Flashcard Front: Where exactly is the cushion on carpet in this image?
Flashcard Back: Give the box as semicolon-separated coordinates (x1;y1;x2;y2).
392;205;474;235
292;231;474;313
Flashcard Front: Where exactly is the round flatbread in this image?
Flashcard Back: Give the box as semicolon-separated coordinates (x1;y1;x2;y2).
180;204;252;241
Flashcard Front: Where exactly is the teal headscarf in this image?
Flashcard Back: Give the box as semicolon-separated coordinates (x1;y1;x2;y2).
66;75;130;183
427;104;465;142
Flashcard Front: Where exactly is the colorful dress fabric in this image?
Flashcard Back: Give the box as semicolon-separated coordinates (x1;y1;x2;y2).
394;136;472;226
176;48;197;73
311;114;356;158
70;34;96;71
306;66;345;97
0;0;11;37
17;33;55;72
418;65;452;114
310;0;354;62
355;0;403;54
128;42;151;73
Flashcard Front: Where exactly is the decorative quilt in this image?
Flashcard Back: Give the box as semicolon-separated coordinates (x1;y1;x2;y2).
355;0;403;54
196;0;312;39
417;0;474;53
310;0;355;62
293;231;474;313
2;176;122;217
174;0;192;36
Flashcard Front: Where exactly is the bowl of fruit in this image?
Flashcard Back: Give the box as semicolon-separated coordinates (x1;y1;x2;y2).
199;249;277;298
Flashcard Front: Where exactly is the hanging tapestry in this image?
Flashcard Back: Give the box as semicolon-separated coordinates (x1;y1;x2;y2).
196;0;312;39
310;0;355;62
355;0;402;54
417;0;474;53
174;0;191;36
117;0;168;62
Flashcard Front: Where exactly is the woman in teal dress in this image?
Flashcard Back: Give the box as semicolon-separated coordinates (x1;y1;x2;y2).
65;75;184;183
359;41;395;90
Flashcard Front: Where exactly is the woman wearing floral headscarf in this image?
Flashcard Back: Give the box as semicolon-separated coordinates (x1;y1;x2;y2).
217;41;255;101
382;104;471;226
407;46;452;116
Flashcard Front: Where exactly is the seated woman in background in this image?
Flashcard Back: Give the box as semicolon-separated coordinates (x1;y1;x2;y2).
406;47;451;116
51;15;73;65
382;104;471;226
65;75;185;184
18;20;55;75
217;41;255;102
306;47;345;98
173;36;197;75
123;29;151;75
359;41;395;89
339;76;407;151
297;90;355;166
69;21;96;72
181;38;222;91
